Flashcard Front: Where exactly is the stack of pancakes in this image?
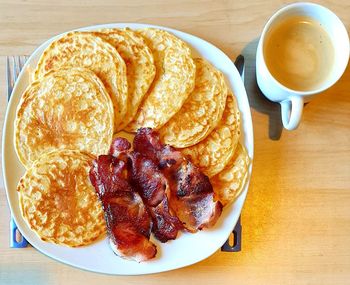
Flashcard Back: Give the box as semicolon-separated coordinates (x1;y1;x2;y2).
15;28;249;247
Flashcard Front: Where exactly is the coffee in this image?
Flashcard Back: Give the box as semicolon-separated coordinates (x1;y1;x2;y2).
264;15;334;91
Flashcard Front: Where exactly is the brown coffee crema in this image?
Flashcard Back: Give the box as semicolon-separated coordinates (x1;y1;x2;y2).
264;15;334;91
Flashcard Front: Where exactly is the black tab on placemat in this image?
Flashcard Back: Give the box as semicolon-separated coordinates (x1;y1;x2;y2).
221;216;241;252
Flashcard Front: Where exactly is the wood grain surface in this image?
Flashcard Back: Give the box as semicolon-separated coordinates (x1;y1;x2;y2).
0;0;349;284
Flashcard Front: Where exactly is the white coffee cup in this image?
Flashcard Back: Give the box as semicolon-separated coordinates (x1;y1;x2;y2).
256;2;349;130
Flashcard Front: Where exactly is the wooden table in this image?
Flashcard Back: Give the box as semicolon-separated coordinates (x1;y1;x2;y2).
1;0;349;284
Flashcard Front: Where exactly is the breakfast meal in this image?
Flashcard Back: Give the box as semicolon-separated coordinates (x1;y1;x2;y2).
14;27;250;261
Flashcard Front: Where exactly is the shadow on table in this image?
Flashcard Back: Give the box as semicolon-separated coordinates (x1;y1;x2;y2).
241;38;283;140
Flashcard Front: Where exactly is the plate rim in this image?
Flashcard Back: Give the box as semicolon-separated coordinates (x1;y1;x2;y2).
2;22;254;275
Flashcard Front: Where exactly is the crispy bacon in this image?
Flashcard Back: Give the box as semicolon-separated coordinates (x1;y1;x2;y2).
109;137;131;157
133;127;163;162
129;152;183;242
89;139;156;262
166;158;222;232
133;128;222;232
129;152;165;207
89;130;222;262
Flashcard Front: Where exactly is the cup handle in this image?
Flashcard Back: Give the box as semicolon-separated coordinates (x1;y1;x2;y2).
280;97;304;130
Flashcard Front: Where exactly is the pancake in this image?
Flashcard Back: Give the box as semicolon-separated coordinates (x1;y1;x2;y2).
211;143;250;206
15;67;114;169
93;28;156;130
18;149;106;247
159;58;227;148
182;92;240;177
126;28;196;131
33;31;127;131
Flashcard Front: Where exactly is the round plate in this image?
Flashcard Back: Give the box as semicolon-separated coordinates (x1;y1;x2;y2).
2;23;254;275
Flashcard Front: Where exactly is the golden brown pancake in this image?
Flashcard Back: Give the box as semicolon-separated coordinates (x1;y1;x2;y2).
126;28;196;131
93;28;156;130
33;31;127;131
211;143;250;206
18;150;106;247
159;58;227;148
182;92;240;177
15;67;114;169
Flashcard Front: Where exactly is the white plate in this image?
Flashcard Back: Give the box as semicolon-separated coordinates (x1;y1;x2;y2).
2;23;254;275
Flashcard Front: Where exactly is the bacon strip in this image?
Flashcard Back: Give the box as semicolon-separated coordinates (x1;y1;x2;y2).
129;152;183;242
134;128;222;232
89;139;156;262
166;157;222;232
